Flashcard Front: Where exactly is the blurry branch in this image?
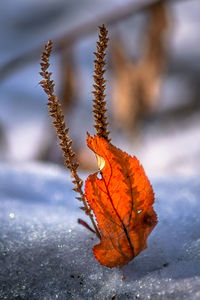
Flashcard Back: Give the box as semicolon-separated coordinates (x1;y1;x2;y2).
112;1;168;132
136;0;168;110
60;47;77;111
152;100;200;122
0;122;8;159
0;0;173;82
143;1;168;72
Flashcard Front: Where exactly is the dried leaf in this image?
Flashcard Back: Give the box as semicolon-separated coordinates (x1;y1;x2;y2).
85;135;157;268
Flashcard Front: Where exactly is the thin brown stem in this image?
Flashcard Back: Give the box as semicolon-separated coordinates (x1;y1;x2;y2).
39;40;100;239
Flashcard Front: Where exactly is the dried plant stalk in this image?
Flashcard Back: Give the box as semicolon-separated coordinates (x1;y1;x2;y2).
92;24;110;142
39;40;100;239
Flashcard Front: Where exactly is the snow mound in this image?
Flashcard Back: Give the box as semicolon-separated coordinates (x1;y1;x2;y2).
0;163;200;299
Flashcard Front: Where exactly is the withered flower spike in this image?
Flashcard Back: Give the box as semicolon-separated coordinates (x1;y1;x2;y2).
92;24;110;142
39;40;100;239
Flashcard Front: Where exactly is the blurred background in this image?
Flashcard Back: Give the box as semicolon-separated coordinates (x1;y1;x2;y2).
0;0;199;176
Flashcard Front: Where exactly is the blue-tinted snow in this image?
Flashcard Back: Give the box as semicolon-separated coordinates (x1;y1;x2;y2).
0;163;199;299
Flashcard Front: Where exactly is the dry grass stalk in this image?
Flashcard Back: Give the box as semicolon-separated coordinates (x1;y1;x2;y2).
92;24;110;141
39;40;100;239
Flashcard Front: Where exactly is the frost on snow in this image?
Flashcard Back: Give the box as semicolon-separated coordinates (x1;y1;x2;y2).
0;163;200;299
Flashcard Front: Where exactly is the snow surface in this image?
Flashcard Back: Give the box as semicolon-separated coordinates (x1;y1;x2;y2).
0;163;200;299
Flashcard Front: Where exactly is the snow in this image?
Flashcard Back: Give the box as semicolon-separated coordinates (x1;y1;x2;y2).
0;163;200;299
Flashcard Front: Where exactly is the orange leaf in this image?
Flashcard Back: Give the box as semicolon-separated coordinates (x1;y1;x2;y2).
85;135;157;268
